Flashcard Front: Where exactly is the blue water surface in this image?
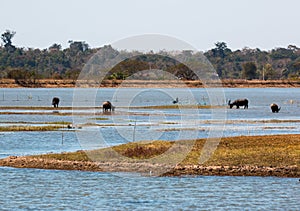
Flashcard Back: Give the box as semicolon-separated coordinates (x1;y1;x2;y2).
0;167;299;210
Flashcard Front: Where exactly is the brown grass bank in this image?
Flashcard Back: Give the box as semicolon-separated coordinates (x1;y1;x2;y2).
1;79;300;88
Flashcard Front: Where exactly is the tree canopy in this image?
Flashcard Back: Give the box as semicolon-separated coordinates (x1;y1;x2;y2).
1;30;16;52
1;30;300;82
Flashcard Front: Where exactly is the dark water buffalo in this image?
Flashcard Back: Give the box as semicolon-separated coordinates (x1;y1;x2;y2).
270;103;281;113
173;97;179;104
228;99;248;109
102;101;114;112
52;97;60;108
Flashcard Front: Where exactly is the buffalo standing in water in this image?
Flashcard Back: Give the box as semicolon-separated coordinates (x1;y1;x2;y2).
228;99;248;109
52;97;60;108
270;103;281;113
173;97;179;104
102;101;114;112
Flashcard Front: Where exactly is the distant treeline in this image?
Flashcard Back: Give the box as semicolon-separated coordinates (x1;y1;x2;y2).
1;30;300;82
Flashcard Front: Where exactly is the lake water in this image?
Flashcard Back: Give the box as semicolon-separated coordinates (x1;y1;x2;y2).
0;167;299;210
0;88;300;210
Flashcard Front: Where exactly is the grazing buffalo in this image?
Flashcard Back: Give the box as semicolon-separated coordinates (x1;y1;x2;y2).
270;103;281;113
173;97;179;104
102;101;114;112
228;99;248;109
52;97;60;108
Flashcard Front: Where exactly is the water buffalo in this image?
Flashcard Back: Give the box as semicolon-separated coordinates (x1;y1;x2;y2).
173;97;179;104
102;101;114;112
52;97;60;108
228;99;248;109
270;103;281;113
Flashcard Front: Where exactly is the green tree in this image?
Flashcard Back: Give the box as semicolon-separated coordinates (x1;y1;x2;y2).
212;42;231;58
263;63;277;80
68;40;89;55
270;47;296;60
242;62;257;79
1;30;16;52
48;43;62;51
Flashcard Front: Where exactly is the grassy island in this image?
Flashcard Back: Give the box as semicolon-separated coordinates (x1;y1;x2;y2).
0;134;299;177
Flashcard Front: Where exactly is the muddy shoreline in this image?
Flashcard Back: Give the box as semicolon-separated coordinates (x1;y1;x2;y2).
1;79;300;88
0;156;298;177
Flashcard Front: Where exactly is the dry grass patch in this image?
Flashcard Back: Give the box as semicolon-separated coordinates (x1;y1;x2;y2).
12;134;300;169
181;135;300;167
0;125;65;131
31;150;90;162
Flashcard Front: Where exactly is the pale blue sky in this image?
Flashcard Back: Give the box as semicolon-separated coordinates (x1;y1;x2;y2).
1;0;299;51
